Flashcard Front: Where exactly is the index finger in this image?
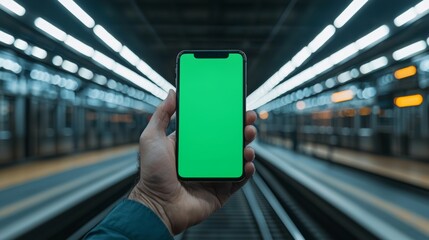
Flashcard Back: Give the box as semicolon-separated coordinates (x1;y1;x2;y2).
246;111;257;125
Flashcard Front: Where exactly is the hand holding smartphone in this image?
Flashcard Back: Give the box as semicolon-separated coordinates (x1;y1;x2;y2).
176;50;246;181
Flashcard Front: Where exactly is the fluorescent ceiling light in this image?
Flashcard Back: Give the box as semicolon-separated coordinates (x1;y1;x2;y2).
13;38;28;50
329;43;359;64
308;25;336;52
64;35;94;57
311;57;334;75
58;0;95;28
31;46;47;59
78;67;94;80
337;71;352;83
0;0;25;16
120;46;140;66
92;50;115;69
93;25;122;52
359;56;388;74
394;7;418;27
334;0;369;28
355;25;390;50
291;47;312;67
62;60;78;73
52;55;63;66
34;17;67;41
416;0;429;14
113;63;167;99
392;40;427;60
0;30;14;45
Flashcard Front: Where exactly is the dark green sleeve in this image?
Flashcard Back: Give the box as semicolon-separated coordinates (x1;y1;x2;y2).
85;199;173;240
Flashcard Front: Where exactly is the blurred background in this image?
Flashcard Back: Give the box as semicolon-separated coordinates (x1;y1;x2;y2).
0;0;428;239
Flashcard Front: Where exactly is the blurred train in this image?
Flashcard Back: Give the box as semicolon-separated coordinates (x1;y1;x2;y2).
258;50;429;161
0;48;159;166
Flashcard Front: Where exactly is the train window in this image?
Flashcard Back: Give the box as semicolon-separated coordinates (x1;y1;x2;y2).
0;96;11;132
65;106;73;128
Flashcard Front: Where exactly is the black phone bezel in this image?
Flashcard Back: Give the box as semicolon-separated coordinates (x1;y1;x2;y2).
175;50;247;182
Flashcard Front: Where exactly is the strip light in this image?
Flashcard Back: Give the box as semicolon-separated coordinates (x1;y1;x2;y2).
334;0;368;28
359;56;388;74
13;39;28;51
64;35;94;57
93;25;122;52
308;25;336;53
394;0;429;27
31;46;48;59
248;25;390;110
92;50;116;70
120;46;140;66
62;60;78;73
58;0;95;28
247;0;370;106
34;17;67;41
392;40;427;60
56;0;177;95
0;30;15;45
0;0;25;16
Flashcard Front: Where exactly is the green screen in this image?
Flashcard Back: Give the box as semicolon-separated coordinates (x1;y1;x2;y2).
178;52;244;179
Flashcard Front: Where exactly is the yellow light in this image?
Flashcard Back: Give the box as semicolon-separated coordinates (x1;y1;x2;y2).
394;65;417;80
331;89;354;103
359;107;371;116
394;94;423;108
259;110;269;120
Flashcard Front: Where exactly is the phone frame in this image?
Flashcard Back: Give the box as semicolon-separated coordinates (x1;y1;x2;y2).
175;50;247;181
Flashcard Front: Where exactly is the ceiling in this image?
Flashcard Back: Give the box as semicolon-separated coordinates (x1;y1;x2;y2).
0;0;421;96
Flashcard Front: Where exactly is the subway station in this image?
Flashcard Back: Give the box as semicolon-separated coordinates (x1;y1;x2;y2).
0;0;428;239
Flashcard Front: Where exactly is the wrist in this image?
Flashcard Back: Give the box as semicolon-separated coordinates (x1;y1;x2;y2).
128;186;173;235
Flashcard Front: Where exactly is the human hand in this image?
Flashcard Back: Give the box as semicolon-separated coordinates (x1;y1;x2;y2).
128;90;257;235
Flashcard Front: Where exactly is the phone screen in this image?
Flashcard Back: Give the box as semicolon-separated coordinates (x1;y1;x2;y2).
177;51;245;180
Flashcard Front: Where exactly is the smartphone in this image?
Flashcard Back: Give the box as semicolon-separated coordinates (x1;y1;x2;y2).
176;50;246;181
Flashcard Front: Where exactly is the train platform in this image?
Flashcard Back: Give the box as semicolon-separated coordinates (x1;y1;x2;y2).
0;145;138;239
252;141;429;240
268;137;429;190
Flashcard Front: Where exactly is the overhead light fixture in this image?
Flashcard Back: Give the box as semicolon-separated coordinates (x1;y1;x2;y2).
247;0;369;105
13;38;28;51
291;47;312;67
392;40;427;60
0;0;25;16
31;46;47;59
394;7;418;27
64;35;94;57
337;71;352;83
334;0;369;28
416;0;429;15
394;0;429;27
113;63;167;99
329;43;359;64
394;94;423;107
359;56;388;74
58;0;95;28
92;50;116;70
355;25;390;50
394;66;417;80
120;46;140;66
78;67;94;80
331;89;355;103
311;57;334;75
52;55;63;66
0;30;14;45
61;60;78;73
308;25;336;52
93;25;122;52
34;17;67;41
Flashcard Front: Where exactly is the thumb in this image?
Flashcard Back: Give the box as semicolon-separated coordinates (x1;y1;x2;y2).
147;90;176;134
